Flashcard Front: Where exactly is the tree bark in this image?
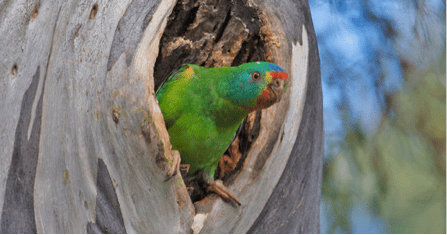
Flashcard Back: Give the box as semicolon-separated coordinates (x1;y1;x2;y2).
0;0;322;233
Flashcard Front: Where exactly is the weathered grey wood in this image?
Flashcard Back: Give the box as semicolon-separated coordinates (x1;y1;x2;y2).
0;0;322;233
246;1;324;232
0;0;194;233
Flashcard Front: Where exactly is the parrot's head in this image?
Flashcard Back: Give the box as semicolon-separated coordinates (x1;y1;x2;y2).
220;61;289;112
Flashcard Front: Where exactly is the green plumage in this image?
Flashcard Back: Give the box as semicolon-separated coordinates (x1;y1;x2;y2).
156;62;287;180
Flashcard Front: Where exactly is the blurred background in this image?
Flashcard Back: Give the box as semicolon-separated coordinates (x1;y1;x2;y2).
308;0;446;233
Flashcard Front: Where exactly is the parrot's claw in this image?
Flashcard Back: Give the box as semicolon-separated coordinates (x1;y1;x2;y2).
165;150;181;181
180;164;190;175
207;179;241;206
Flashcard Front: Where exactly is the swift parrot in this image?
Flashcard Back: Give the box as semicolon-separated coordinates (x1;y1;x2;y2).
156;61;288;205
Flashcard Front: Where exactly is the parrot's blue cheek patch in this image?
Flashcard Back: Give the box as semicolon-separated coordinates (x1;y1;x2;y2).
268;64;285;72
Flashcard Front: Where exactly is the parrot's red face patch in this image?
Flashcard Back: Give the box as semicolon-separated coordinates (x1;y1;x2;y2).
242;72;288;112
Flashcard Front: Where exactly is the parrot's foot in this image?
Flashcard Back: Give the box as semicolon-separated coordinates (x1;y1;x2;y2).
165;150;181;181
206;179;241;206
180;164;190;175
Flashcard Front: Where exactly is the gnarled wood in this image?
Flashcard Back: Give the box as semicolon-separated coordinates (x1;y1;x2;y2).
0;0;322;233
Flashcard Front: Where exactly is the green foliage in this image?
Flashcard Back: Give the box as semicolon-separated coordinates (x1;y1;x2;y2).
323;49;446;233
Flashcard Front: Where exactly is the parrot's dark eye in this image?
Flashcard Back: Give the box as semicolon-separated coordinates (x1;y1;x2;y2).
252;71;261;81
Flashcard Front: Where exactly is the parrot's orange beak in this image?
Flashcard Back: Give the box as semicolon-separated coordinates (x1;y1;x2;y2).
270;78;286;103
269;71;288;103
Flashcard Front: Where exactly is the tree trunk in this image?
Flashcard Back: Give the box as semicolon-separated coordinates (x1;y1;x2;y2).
0;0;322;233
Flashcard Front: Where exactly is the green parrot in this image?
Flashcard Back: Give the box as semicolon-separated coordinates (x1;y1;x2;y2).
156;61;288;205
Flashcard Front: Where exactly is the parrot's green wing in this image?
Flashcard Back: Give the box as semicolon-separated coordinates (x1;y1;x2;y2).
156;64;189;97
156;64;192;129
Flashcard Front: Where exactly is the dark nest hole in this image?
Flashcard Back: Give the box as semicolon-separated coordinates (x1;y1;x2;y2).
153;0;267;204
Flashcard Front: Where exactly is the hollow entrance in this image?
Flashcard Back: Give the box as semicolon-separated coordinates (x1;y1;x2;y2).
153;0;269;204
